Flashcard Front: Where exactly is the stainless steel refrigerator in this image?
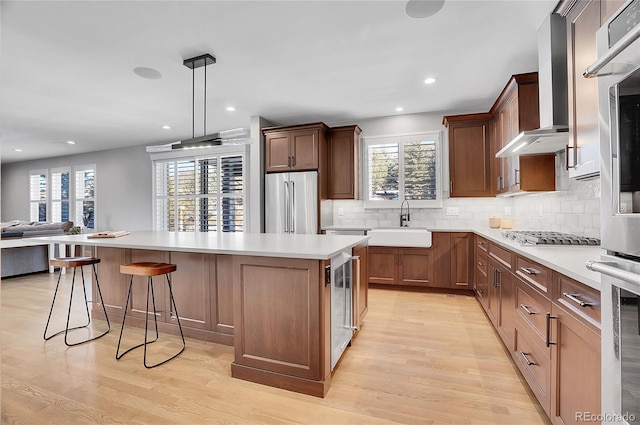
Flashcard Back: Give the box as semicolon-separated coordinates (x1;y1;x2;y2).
265;171;318;234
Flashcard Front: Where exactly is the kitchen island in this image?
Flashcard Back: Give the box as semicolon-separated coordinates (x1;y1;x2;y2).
34;231;369;397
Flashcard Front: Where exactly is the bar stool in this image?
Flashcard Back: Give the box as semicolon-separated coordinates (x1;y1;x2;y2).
44;257;110;346
116;262;185;368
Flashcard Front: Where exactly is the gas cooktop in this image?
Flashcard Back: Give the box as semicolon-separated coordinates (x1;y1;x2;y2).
502;230;600;246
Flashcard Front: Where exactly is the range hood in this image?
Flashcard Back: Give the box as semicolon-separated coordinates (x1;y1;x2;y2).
496;13;569;158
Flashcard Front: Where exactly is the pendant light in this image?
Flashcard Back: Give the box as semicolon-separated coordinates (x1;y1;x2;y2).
173;53;221;149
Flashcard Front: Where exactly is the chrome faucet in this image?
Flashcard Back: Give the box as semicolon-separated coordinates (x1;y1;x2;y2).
400;199;410;227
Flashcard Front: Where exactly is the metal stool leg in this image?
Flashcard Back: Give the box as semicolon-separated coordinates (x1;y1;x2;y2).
116;275;159;361
143;273;185;368
44;264;110;345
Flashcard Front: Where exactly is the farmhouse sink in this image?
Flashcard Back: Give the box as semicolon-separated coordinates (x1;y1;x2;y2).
367;227;432;248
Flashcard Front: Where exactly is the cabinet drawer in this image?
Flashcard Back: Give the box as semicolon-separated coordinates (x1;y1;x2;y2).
556;275;601;326
516;256;551;294
514;315;551;415
476;236;488;253
489;243;513;269
515;280;551;340
476;251;488;281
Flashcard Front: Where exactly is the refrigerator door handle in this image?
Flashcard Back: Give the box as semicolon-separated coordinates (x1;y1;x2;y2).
284;181;290;233
290;181;295;233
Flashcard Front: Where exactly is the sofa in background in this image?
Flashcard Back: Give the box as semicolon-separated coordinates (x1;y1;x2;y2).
1;221;73;278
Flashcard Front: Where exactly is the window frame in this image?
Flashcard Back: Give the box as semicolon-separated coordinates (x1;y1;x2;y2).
50;167;71;223
29;169;48;222
74;164;97;230
151;145;247;233
362;131;443;209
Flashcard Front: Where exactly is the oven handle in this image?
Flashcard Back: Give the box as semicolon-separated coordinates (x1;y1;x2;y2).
583;24;640;78
586;260;640;286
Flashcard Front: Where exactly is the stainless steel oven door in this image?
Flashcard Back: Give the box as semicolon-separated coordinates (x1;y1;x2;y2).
588;254;640;424
591;0;640;256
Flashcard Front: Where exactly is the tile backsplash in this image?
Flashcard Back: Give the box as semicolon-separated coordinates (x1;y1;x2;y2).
333;154;601;238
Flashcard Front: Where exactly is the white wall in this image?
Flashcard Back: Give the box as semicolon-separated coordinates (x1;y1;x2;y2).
1;144;153;231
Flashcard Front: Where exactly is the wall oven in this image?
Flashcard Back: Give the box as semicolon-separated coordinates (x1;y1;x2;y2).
585;0;640;423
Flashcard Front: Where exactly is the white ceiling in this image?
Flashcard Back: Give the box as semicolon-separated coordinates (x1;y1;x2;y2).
0;0;557;164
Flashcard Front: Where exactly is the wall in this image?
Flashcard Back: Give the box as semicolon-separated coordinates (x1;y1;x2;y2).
330;112;601;238
1;145;153;231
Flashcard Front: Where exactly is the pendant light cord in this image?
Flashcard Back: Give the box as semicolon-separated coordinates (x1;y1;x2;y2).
204;62;207;136
192;66;195;139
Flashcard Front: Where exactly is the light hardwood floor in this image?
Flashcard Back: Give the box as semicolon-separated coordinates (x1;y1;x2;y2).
1;272;549;424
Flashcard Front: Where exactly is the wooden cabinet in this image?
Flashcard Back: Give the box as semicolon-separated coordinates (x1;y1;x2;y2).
450;233;472;288
474;236;490;306
368;246;434;287
353;243;368;327
565;0;602;179
474;237;601;423
327;125;361;199
443;115;492;197
550;303;601;425
368;232;471;289
445;73;554;197
264;123;328;173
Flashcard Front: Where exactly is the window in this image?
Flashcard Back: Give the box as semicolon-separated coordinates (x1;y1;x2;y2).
51;168;70;223
75;166;96;229
29;165;96;227
364;132;441;208
154;149;245;233
29;169;48;222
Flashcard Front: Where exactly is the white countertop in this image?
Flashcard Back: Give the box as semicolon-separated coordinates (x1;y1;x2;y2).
30;231;369;260
432;227;603;291
0;238;52;249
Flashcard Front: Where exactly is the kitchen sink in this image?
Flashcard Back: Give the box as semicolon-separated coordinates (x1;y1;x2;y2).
367;227;432;248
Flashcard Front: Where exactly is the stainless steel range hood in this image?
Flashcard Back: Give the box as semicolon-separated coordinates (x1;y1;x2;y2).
496;13;568;158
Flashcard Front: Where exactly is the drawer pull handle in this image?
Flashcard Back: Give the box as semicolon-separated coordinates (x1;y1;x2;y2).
546;312;558;347
520;304;536;315
562;292;594;307
520;351;536;366
520;267;538;275
478;262;484;266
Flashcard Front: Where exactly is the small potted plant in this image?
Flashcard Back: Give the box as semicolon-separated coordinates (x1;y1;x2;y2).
82;211;93;232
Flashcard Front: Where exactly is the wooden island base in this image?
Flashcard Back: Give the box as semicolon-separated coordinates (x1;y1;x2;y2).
92;245;364;398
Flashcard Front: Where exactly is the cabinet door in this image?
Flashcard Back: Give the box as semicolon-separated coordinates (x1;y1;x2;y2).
567;0;601;179
353;244;368;324
291;129;319;171
265;131;292;173
449;120;491;197
328;126;360;199
169;251;211;330
497;267;516;350
487;265;500;328
431;232;452;288
550;303;601;425
399;248;433;286
450;233;472;288
368;247;397;285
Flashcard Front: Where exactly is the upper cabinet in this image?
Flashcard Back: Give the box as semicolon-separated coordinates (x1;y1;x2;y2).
563;0;626;180
264;123;328;173
327;125;361;199
444;73;555;197
443;114;492;197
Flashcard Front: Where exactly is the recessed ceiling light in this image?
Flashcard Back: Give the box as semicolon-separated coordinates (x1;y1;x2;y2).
424;77;437;84
66;140;76;145
396;107;404;112
133;67;162;80
162;125;171;130
226;106;236;112
13;148;22;152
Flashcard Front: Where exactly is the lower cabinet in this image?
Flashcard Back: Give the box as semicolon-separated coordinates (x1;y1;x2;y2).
368;246;433;286
473;238;601;424
367;232;472;289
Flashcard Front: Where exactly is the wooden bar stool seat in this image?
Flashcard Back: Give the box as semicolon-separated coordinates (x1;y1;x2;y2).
44;257;111;346
116;262;185;368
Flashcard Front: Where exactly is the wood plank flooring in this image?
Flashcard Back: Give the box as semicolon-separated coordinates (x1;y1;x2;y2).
1;272;549;424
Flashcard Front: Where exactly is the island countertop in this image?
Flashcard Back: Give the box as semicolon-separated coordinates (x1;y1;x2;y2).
32;230;369;260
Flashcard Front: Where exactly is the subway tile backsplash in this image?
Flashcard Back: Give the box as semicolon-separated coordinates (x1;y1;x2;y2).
333;154;601;238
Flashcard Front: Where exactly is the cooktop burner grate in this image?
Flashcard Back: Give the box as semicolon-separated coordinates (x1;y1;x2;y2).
501;230;600;246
